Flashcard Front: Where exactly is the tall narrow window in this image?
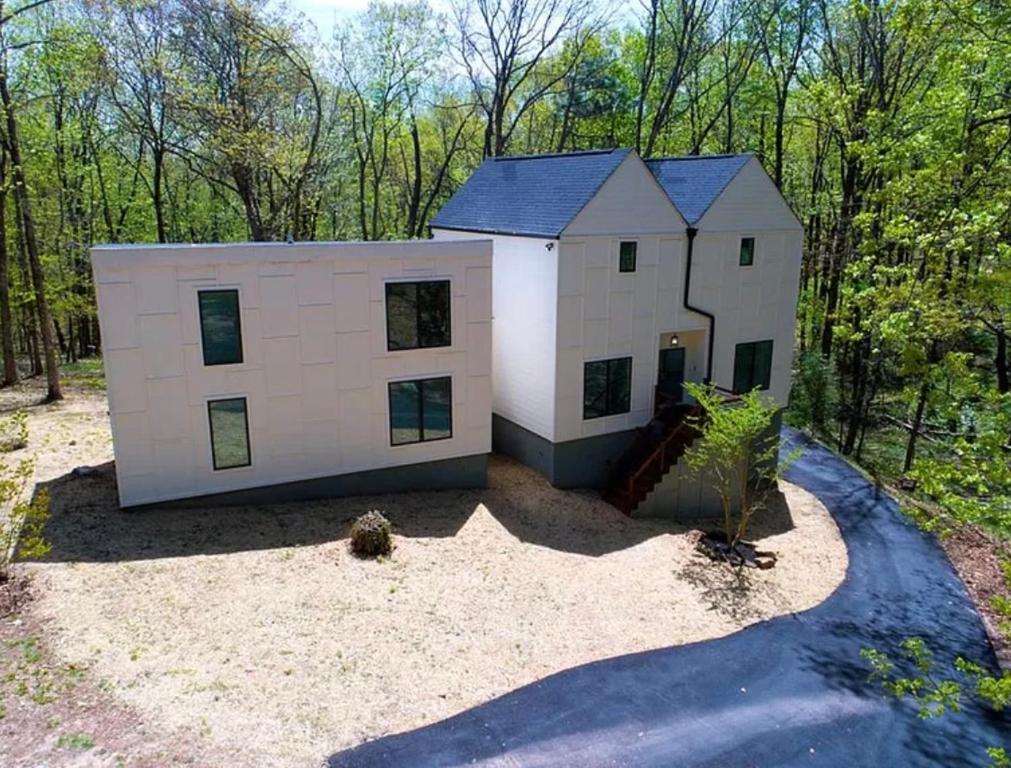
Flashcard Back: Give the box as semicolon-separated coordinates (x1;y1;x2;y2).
619;241;637;273
739;237;755;266
389;376;453;445
583;357;632;419
199;289;243;366
733;340;773;394
207;397;251;470
386;280;451;351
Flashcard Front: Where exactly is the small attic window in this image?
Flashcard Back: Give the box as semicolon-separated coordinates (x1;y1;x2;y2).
619;241;637;273
739;237;755;266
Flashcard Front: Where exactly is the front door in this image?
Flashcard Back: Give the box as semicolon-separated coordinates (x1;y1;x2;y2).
658;347;686;404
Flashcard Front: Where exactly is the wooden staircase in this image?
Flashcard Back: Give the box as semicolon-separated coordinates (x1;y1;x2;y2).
602;401;700;515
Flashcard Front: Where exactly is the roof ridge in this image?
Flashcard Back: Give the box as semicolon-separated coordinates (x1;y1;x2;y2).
493;148;625;162
646;153;752;163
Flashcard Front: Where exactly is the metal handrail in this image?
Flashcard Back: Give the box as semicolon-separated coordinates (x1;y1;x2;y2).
625;408;699;498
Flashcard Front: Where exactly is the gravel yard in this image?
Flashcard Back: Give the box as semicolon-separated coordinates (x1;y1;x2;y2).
7;385;847;766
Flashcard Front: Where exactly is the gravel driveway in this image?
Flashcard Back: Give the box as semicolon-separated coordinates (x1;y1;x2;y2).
329;428;1011;768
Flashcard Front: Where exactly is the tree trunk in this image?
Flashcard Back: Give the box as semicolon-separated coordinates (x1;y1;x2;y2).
0;61;61;400
0;160;15;385
903;378;930;473
996;324;1009;394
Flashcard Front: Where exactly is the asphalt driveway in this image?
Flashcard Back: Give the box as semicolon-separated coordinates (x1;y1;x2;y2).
329;429;1010;767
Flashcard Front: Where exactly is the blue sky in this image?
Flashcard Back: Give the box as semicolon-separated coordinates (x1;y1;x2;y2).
284;0;362;38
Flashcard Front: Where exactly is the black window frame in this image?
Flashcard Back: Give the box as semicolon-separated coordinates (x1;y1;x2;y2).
207;397;252;471
198;288;244;366
388;376;454;446
385;279;452;352
619;241;637;273
732;340;774;394
583;357;633;420
739;237;755;267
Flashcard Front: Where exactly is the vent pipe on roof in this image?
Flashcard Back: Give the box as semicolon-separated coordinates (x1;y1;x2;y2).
683;226;715;385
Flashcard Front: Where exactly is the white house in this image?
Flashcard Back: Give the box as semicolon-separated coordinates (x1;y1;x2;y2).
431;148;802;516
91;240;493;507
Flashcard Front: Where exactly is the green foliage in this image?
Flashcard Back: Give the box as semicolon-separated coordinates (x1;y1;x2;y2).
349;511;394;558
863;638;1010;763
56;732;95;750
0;411;29;453
789;352;833;431
909;391;1011;536
683;383;781;549
0;434;51;583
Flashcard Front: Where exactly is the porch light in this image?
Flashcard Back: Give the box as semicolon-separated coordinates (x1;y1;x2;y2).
670;335;679;347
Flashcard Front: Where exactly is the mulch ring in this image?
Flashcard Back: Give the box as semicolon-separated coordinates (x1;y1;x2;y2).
695;530;778;569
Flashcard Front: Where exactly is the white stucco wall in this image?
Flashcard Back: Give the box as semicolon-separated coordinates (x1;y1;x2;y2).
92;240;493;506
432;229;559;441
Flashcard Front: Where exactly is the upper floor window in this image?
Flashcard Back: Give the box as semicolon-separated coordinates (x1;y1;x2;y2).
619;241;637;273
389;376;453;445
386;280;451;351
583;357;632;419
207;397;251;470
739;237;755;266
199;289;243;366
733;340;773;394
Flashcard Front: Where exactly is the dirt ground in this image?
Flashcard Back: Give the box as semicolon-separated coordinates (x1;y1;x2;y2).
941;526;1011;670
3;380;849;767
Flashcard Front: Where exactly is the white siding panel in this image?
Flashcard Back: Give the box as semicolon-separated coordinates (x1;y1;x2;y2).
299;304;337;364
260;276;299;338
696;157;802;233
433;229;558;441
93;239;493;506
334;273;370;332
565;153;685;235
96;282;139;351
139;314;184;379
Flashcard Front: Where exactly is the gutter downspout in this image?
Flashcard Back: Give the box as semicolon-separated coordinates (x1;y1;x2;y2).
683;226;716;384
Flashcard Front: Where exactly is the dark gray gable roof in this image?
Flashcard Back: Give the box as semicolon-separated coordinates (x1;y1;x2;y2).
645;154;751;225
430;149;631;238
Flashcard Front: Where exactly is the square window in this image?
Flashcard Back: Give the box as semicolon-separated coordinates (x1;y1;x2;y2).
199;290;243;366
386;281;451;350
207;398;251;470
389;376;453;445
739;237;755;266
619;241;637;273
732;340;773;394
583;357;633;419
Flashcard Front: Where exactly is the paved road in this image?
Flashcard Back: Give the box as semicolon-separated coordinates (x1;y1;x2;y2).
329;430;1010;767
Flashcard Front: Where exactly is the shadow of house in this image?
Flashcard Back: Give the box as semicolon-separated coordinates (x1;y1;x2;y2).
33;455;701;563
325;430;1011;768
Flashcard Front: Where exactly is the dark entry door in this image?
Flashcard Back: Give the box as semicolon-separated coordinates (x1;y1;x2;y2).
658;347;686;403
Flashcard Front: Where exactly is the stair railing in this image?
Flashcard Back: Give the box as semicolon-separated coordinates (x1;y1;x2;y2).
624;409;699;500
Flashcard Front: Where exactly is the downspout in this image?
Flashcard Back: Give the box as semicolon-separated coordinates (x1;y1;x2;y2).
683;226;716;384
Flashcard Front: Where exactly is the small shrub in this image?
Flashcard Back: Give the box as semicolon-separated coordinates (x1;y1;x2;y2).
0;455;50;586
0;410;28;452
57;732;95;750
789;352;831;430
350;511;393;557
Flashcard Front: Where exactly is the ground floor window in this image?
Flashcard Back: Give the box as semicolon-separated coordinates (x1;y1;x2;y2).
733;340;773;394
583;357;632;419
389;376;453;445
207;397;251;470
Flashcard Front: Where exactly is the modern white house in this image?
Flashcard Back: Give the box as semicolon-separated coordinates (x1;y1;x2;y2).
93;147;801;517
92;240;492;507
431;148;802;516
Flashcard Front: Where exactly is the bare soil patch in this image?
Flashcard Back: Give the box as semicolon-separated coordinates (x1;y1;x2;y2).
940;525;1011;670
8;382;848;766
